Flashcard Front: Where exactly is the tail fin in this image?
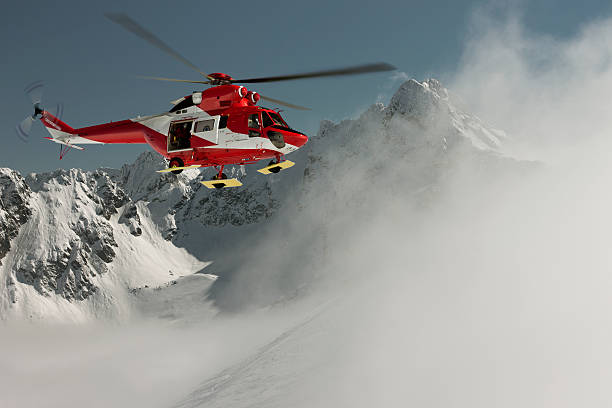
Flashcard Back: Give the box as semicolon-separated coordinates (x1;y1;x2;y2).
39;109;85;156
40;109;74;137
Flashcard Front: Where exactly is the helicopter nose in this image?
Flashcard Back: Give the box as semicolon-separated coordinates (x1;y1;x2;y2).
286;132;308;147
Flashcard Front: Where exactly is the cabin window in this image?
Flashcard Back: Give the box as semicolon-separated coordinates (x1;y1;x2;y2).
169;96;195;112
219;115;228;129
194;119;215;132
248;114;261;137
248;114;260;129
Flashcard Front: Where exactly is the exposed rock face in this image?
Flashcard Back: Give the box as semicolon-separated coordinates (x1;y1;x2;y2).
387;79;506;151
10;170;122;301
389;78;450;128
93;171;129;220
118;203;142;236
118;153;281;231
173;181;280;228
0;169;31;266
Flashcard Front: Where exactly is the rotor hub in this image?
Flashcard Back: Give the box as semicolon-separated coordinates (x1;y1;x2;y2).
33;103;44;118
207;73;234;85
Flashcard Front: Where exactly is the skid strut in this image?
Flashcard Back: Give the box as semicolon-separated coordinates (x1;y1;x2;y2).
201;165;243;189
215;165;225;180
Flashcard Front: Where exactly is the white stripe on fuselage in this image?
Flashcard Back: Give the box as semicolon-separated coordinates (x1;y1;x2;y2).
132;107;295;154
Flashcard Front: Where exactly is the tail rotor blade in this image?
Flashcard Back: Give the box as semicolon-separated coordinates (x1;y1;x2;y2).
16;116;35;142
18;80;64;143
52;102;64;123
24;80;44;106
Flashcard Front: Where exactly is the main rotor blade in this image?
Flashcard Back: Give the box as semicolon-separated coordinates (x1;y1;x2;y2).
105;13;211;80
232;62;396;84
259;95;310;111
138;75;211;84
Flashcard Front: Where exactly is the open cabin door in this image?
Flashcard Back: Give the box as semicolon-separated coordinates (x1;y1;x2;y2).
168;120;194;153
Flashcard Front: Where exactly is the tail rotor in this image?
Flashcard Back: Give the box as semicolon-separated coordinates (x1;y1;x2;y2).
16;81;63;142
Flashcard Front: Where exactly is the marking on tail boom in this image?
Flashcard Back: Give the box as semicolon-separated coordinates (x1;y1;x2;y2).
42;116;63;131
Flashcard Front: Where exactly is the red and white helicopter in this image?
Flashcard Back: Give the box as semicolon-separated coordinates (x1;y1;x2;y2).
17;14;395;189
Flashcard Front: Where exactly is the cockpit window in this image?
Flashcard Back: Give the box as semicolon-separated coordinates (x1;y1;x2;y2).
268;112;287;127
262;112;273;128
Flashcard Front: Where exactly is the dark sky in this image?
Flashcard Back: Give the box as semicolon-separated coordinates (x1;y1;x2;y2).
2;0;611;173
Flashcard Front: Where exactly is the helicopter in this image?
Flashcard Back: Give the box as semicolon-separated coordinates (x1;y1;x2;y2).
17;13;395;189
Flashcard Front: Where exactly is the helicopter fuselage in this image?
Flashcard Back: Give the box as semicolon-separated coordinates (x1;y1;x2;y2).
39;84;309;168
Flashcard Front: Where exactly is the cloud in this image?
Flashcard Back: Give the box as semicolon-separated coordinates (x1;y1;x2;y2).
449;8;612;160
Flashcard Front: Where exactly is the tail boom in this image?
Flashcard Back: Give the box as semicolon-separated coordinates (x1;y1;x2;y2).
40;111;103;147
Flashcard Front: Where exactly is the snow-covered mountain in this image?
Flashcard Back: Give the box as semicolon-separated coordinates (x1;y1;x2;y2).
0;78;527;322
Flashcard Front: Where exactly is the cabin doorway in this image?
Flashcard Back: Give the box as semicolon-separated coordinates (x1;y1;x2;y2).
168;120;193;152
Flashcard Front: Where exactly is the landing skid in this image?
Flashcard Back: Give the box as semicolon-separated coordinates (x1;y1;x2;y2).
156;159;296;188
156;164;201;173
257;160;295;175
201;178;243;189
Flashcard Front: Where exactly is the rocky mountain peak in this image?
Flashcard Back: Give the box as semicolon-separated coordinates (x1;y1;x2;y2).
0;169;31;266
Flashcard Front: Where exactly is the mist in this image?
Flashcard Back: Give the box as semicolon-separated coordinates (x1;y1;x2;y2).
449;8;612;161
185;7;612;407
5;6;612;408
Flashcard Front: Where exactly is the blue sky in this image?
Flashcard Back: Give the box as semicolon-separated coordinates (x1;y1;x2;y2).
2;0;612;173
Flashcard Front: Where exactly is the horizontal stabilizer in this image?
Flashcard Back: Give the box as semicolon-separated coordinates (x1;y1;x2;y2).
44;137;85;150
201;178;243;189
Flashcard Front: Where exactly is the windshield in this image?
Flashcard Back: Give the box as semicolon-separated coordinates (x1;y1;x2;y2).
264;111;288;127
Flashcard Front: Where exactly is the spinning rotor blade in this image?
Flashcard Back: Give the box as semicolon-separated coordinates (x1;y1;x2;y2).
105;13;211;80
259;95;310;111
16;116;35;142
52;103;64;125
16;80;47;142
231;62;396;84
15;97;63;143
24;80;44;106
137;75;211;85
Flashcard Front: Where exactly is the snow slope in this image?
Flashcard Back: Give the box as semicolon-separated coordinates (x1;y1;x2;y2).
0;167;206;321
